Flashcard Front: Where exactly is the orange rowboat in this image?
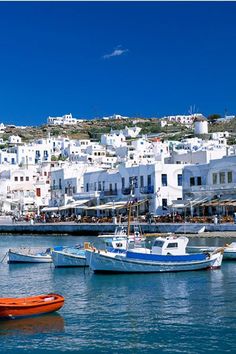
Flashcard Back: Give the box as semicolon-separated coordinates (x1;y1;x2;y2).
0;293;64;319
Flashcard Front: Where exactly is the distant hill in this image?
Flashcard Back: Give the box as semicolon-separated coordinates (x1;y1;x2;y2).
1;116;236;144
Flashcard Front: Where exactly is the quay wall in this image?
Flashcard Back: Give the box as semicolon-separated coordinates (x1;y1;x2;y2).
0;222;236;235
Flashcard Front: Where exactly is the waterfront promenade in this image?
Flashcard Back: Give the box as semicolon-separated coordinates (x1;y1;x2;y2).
1;220;236;235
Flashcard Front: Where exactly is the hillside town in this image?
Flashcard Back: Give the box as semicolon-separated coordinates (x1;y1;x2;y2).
0;112;235;224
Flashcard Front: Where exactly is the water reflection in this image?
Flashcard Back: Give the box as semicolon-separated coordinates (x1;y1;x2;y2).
0;313;65;336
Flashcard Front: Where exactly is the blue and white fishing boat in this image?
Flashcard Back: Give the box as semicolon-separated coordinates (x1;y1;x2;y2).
51;245;87;267
86;235;224;273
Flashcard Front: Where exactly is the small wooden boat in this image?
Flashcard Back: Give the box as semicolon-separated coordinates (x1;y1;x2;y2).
0;293;64;319
187;242;236;261
51;246;87;267
223;242;236;260
8;246;64;263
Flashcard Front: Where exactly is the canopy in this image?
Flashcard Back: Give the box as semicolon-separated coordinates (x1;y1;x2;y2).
86;199;148;210
59;200;90;211
41;206;59;212
86;201;127;210
171;197;209;209
203;198;236;207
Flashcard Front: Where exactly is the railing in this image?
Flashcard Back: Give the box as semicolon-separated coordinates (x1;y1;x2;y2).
140;186;154;194
50;185;62;191
100;190;118;197
185;183;236;193
122;188;132;195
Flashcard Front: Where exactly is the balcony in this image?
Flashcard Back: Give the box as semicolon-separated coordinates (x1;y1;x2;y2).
50;185;62;191
122;188;132;195
100;190;118;197
185;182;236;194
140;186;154;194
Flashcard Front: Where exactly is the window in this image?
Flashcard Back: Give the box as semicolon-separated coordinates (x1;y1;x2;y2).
86;183;89;192
129;177;132;187
161;174;167;186
14;176;18;181
162;198;168;210
109;183;112;191
219;172;225;184
36;188;41;197
122;177;125;188
94;182;97;191
166;243;178;248
147;174;152;187
98;182;102;191
20;176;24;181
228;171;233;183
212;173;217;185
177;174;182;186
140;176;144;188
102;181;105;191
190;177;195;186
59;178;62;189
197;177;202;186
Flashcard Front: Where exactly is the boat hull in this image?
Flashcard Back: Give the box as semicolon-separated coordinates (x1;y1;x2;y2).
0;294;64;319
187;246;236;261
87;249;223;273
51;250;87;267
8;250;52;263
223;249;236;260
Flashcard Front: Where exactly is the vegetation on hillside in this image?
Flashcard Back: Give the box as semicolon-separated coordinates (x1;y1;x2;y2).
1;116;236;144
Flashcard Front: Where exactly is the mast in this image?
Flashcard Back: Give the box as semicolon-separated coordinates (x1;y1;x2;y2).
127;202;132;238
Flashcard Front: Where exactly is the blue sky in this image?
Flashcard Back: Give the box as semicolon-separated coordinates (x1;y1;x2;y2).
0;1;236;126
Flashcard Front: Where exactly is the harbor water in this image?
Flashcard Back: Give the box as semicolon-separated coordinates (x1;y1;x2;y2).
0;234;236;353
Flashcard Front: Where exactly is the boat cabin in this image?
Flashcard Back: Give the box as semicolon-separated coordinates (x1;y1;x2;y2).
151;236;189;255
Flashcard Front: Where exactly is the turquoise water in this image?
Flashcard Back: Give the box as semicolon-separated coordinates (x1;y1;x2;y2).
0;235;236;353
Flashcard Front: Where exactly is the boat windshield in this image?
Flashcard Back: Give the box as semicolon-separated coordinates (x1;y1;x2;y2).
153;240;164;247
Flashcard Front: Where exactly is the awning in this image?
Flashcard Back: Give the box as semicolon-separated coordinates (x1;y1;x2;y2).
172;197;209;208
86;201;128;210
58;199;90;211
203;198;236;207
171;200;190;208
41;206;59;212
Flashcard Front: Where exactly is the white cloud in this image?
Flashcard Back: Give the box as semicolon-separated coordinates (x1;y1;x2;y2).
103;47;129;59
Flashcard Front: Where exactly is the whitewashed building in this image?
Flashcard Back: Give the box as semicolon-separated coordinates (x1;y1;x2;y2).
161;113;204;126
182;155;236;215
47;113;83;125
8;135;22;144
84;162;184;215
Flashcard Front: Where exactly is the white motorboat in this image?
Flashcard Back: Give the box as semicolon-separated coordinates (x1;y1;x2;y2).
51;246;87;267
86;235;224;273
187;241;236;260
8;247;56;263
223;242;236;260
